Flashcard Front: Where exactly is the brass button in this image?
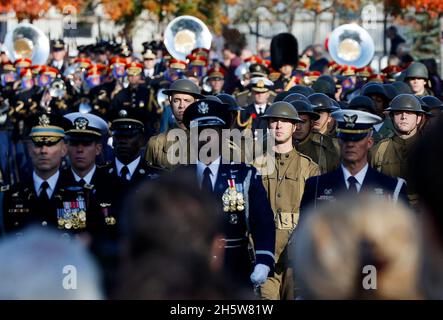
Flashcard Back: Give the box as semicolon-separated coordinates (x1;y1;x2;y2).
278;177;283;181
277;193;281;198
285;154;289;158
280;161;285;166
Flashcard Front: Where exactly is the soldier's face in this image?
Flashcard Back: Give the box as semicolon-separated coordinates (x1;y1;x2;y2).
144;59;155;69
28;140;67;174
170;93;196;122
293;114;312;141
280;65;293;77
253;91;270;105
208;78;224;93
52;50;65;61
128;74;141;85
408;78;426;95
312;111;332;134
269;118;296;144
392;111;422;135
368;94;386;116
67;140;102;172
113;133;144;164
339;135;373;164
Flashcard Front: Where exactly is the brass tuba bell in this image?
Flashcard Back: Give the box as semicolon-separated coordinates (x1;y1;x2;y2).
328;24;374;68
4;22;50;65
163;15;212;62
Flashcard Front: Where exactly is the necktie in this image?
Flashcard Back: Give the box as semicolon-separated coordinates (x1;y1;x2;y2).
201;167;213;192
39;181;50;201
347;176;359;194
78;179;86;187
120;166;130;181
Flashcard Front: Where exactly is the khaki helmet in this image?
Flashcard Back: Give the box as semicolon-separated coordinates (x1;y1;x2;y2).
261;101;303;122
404;62;429;80
163;79;205;98
385;94;426;114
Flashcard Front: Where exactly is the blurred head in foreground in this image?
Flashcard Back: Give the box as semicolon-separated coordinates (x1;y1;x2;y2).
0;227;103;299
293;195;422;299
114;170;250;299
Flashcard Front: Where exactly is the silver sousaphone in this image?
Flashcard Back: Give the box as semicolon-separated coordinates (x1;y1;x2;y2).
163;15;212;62
328;24;375;68
4;22;50;65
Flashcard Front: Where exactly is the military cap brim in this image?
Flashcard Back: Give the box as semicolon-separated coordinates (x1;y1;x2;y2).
332;110;382;141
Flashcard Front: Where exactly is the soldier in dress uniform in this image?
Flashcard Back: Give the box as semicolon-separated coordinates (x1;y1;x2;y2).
253;101;320;300
203;64;227;96
300;109;408;217
181;98;276;290
236;77;274;136
48;39;68;74
1;112;93;236
111;61;162;139
145;79;204;169
404;62;434;97
289;98;340;173
370;94;426;207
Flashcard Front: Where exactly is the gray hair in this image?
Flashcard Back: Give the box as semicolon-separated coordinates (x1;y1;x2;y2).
0;226;103;299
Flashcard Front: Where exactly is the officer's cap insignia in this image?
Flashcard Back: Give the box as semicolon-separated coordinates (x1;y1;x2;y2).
119;109;128;118
74;117;89;130
39;114;50;127
257;79;265;88
344;114;358;128
198;102;209;114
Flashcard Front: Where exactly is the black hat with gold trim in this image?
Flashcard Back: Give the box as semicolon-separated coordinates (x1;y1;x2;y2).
109;108;146;136
28;113;69;145
64;112;108;142
332;110;382;141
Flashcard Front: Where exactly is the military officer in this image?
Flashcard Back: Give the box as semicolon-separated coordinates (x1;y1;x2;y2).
404;62;434;97
253;101;319;300
111;62;161;139
181;99;276;289
308;93;340;137
203;65;227;95
1;112;90;235
289;98;340;173
370;94;426;207
236;77;274;136
145;79;204;169
300;109;408;217
48;39;69;74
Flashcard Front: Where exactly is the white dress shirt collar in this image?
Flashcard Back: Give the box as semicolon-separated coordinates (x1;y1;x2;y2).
341;163;369;193
255;103;267;115
115;156;141;181
196;156;221;189
373;123;383;132
33;171;60;198
71;165;96;185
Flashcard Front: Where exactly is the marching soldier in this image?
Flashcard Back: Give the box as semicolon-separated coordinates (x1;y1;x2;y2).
290;98;340;173
236;77;274;136
145;79;204;169
48;39;68;74
254;101;320;300
300;109;408;217
370;94;426;207
404;62;434;97
1;112;93;236
203;65;227;95
181;98;276;290
111;61;162;139
308;93;340;137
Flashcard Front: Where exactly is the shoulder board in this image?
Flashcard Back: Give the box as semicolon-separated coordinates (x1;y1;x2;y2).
1;185;10;192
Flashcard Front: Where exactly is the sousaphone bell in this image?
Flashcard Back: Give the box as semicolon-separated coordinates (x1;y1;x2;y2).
163;15;212;62
328;24;374;68
4;22;50;65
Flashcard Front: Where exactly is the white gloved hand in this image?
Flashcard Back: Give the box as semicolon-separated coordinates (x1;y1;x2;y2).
250;263;270;285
